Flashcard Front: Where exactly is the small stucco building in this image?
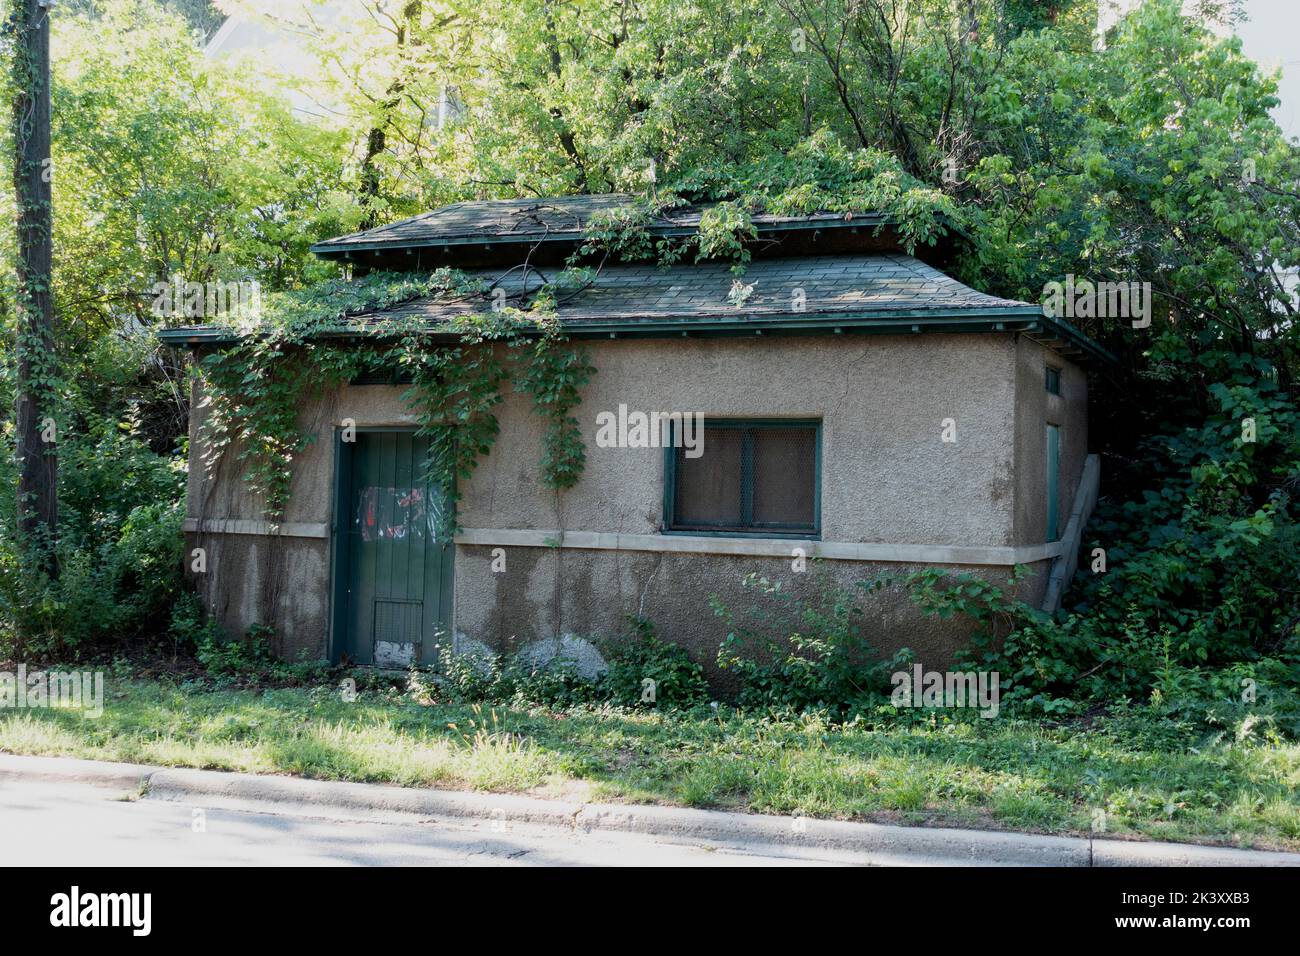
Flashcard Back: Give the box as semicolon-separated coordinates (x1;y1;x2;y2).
160;196;1109;680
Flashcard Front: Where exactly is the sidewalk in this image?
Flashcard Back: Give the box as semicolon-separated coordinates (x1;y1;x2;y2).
3;752;1297;867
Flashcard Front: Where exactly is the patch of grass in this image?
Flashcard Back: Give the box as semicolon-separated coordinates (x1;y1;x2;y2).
1;678;1297;850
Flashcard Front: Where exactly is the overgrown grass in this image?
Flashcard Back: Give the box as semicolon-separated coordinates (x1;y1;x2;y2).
2;677;1298;850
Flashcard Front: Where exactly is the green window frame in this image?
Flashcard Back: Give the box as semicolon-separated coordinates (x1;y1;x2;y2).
1045;365;1061;396
662;418;822;538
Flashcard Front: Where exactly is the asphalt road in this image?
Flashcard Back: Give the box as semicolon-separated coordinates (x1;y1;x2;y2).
0;777;844;867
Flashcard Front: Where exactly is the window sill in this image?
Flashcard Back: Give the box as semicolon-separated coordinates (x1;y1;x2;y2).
660;528;821;540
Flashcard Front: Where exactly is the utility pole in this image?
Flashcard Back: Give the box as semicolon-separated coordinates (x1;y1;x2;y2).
10;0;58;576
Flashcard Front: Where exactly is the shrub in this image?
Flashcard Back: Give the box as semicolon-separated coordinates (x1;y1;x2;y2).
195;622;277;677
0;499;185;658
167;591;222;655
713;570;909;720
430;638;602;708
0;416;186;659
902;563;1300;738
899;566;1076;713
600;617;709;709
430;620;708;710
507;654;603;708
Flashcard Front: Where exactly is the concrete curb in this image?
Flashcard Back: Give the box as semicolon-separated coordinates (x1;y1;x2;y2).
142;766;1085;865
1090;839;1300;867
0;753;155;791
3;753;1299;866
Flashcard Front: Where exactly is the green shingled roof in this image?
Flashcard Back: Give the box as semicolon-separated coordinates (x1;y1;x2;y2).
309;194;893;258
156;252;1115;365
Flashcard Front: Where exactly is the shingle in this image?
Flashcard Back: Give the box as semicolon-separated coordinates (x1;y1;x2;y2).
311;193;892;253
355;254;1035;329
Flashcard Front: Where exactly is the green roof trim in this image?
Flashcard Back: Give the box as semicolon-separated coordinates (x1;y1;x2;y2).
156;306;1116;367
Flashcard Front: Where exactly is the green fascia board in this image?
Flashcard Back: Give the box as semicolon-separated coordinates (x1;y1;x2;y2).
157;326;240;346
156;305;1117;367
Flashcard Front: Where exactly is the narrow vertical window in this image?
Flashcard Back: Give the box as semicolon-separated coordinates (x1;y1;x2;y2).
1046;423;1061;542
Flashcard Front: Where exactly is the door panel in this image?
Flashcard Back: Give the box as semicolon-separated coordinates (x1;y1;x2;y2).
337;431;452;665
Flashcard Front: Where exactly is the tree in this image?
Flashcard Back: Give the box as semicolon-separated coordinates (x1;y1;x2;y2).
9;0;58;576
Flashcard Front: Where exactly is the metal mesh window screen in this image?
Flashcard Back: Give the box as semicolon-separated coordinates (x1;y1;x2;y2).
751;427;817;527
670;421;818;534
674;426;743;526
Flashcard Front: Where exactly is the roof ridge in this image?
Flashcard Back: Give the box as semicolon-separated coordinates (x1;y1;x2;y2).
309;193;898;256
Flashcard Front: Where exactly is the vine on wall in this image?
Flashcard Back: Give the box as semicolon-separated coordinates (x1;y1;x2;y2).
197;268;593;536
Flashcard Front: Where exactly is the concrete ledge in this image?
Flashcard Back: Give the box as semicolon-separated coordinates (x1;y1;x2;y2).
454;528;1064;567
177;521;1067;567
182;518;329;539
5;754;1298;866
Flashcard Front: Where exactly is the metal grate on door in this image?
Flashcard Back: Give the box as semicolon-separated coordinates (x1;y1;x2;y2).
373;599;423;666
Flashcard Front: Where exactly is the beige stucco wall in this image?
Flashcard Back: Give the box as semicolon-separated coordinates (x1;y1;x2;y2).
1008;337;1090;606
184;331;1089;679
458;335;1023;542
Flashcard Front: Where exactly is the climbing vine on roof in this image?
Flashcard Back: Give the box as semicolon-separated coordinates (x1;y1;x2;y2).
577;133;961;275
196;268;593;537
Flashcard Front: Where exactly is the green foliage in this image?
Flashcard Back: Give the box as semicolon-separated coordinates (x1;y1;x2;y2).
2;0;354;654
430;619;708;711
3;0;1298;722
902;491;1300;740
429;642;509;704
600;617;710;709
576;133;959;272
8;675;1300;849
182;615;336;687
0;418;185;658
1076;346;1300;668
0;499;184;658
674;131;962;255
1049;350;1299;701
713;570;910;720
166;591;222;656
899;567;1078;715
46;0;356;315
429;642;603;709
695;201;757;272
195;624;277;679
196;270;594;530
960;0;1299;373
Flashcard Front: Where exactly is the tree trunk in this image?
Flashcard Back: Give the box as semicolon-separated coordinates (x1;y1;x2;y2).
358;0;423;229
10;0;58;575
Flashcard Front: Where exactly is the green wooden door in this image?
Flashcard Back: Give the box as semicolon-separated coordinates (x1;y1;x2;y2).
334;431;453;666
